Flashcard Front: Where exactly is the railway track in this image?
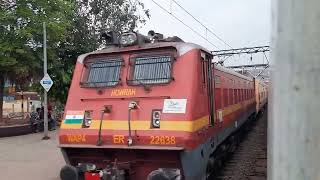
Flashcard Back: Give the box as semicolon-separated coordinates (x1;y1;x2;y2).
212;108;268;180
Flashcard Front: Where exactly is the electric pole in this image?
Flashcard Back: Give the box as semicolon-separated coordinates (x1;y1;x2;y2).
42;22;49;140
269;0;320;179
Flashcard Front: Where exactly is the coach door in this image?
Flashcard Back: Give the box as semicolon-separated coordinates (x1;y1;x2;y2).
202;52;215;126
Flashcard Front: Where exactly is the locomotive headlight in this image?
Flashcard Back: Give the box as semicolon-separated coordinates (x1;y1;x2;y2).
83;110;93;128
154;119;160;126
119;32;137;46
151;110;161;128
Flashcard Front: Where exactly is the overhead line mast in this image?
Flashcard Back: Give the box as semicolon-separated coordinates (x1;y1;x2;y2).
211;46;270;79
211;46;270;65
211;46;270;58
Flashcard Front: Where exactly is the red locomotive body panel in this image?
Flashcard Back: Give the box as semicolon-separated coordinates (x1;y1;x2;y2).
59;40;258;180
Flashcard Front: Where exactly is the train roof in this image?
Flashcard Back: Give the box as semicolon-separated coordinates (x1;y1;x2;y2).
77;41;212;64
214;64;254;81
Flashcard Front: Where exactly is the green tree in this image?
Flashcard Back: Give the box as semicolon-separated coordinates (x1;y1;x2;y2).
0;0;149;121
0;0;74;121
49;0;149;103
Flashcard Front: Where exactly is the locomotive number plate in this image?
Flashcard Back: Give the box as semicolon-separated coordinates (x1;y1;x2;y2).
66;134;86;143
150;136;176;145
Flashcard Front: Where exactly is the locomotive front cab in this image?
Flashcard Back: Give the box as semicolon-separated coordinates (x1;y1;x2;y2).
59;32;213;180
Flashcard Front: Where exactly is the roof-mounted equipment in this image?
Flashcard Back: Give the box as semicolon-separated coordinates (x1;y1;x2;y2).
119;32;151;47
148;30;164;42
101;31;119;46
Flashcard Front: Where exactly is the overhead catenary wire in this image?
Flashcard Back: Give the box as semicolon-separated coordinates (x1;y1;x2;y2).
151;0;220;50
171;0;233;49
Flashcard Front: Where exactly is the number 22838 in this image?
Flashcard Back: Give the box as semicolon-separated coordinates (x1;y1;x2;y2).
150;136;176;145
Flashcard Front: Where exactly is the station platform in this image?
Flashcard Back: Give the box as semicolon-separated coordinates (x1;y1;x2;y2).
0;131;64;180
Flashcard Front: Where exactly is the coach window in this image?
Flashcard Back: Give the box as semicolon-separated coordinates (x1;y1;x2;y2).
229;89;233;105
248;82;251;99
214;75;222;109
224;91;229;107
245;89;247;100
242;85;245;100
223;79;229;107
250;83;253;98
232;80;236;104
246;89;249;100
242;83;245;100
247;82;250;100
235;88;238;104
246;82;249;99
229;79;234;105
215;76;221;84
241;89;244;101
244;89;247;100
81;58;123;87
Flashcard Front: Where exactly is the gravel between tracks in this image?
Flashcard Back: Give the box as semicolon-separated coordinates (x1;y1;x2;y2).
214;109;267;180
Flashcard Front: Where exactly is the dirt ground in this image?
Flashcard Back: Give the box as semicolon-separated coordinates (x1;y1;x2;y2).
0;130;64;180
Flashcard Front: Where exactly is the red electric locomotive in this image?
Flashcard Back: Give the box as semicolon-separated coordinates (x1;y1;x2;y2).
59;31;260;180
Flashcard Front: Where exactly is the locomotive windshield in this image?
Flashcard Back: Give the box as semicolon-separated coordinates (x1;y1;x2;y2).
129;55;173;85
82;58;123;87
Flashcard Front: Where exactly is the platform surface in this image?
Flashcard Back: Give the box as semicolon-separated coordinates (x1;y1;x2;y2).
0;131;64;180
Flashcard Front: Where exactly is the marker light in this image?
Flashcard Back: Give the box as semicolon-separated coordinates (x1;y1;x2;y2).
128;137;133;146
119;32;137;46
85;119;92;127
83;111;93;128
152;110;161;128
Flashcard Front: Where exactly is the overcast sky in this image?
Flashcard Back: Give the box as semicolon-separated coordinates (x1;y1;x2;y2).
138;0;271;66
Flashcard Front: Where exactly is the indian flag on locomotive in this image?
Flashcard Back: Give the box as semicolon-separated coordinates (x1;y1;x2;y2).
61;111;84;129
